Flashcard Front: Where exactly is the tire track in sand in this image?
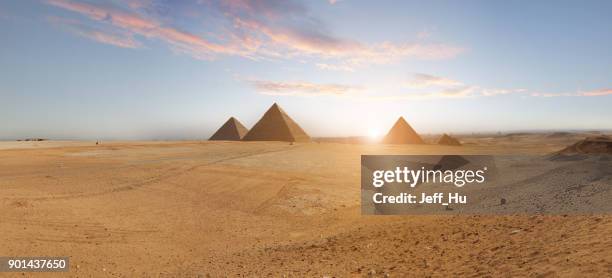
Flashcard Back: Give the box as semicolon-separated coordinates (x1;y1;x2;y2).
2;145;300;202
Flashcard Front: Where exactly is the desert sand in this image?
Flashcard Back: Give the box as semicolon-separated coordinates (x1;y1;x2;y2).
0;134;611;277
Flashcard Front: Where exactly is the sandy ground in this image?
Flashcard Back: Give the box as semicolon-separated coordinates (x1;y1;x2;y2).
0;136;610;277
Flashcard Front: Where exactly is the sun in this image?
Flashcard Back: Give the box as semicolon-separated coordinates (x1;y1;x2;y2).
368;128;382;139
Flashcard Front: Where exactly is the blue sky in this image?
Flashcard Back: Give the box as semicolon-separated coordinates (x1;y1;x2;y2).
1;0;611;140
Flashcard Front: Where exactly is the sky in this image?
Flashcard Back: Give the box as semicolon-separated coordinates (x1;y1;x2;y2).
1;0;611;140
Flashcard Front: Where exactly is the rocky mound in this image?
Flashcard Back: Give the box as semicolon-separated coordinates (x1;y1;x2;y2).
17;138;47;142
437;133;462;146
547;132;573;138
557;136;612;154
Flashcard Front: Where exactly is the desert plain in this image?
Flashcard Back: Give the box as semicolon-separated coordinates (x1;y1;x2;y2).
0;133;611;277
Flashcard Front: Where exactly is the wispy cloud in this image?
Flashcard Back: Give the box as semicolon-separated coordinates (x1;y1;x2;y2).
363;88;527;101
361;92;441;101
316;63;355;72
248;74;611;101
125;0;153;9
404;73;464;88
480;88;527;96
439;86;477;98
400;73;526;99
48;16;141;48
531;88;612;97
249;80;361;96
530;92;573;97
215;0;463;69
46;0;245;59
580;88;612;96
402;74;610;99
45;0;463;68
76;28;141;48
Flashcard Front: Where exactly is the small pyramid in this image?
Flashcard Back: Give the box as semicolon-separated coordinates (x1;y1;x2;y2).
209;117;249;141
382;117;424;144
438;133;462;146
242;103;310;142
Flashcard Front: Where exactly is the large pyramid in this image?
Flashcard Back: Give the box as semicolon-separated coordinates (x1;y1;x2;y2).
242;103;310;142
382;117;424;144
209;117;249;141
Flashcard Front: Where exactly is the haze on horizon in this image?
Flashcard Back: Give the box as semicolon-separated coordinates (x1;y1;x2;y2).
1;0;611;140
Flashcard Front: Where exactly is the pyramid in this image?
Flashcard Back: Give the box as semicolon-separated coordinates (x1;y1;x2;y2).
438;133;462;146
382;117;424;144
242;103;310;142
209;117;249;141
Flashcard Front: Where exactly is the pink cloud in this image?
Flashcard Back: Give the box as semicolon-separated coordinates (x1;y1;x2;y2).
125;0;153;9
47;0;241;59
232;16;462;69
48;16;141;48
530;92;571;97
250;80;360;96
481;88;527;96
46;0;463;67
531;89;612;97
439;86;478;98
580;89;612;96
401;73;526;98
405;73;464;88
76;28;141;48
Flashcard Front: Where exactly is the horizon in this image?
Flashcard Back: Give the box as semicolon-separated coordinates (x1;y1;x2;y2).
2;0;612;140
1;124;610;141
